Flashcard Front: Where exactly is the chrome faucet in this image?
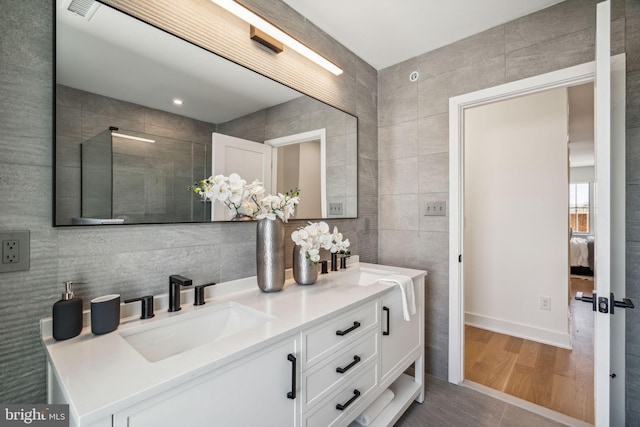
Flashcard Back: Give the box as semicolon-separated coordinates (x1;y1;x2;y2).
168;275;192;312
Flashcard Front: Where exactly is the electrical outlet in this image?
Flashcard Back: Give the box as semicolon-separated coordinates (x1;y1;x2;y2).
0;230;30;273
329;202;343;215
3;240;19;264
540;296;551;311
424;201;447;216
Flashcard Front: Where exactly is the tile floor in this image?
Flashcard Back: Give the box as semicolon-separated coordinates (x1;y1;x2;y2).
395;375;568;427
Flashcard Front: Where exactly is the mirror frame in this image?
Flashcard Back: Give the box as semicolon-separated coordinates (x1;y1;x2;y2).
52;1;358;227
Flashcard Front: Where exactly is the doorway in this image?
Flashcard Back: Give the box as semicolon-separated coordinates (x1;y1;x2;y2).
448;54;626;425
460;83;595;422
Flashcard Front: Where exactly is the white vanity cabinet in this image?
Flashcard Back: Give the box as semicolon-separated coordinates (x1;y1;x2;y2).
44;264;427;427
379;280;422;386
113;337;299;427
300;301;380;427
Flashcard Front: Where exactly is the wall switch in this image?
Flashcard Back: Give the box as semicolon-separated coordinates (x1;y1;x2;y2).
329;202;343;215
424;201;447;216
540;296;551;311
0;230;30;273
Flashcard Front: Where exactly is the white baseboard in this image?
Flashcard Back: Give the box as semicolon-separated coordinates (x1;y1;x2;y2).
465;312;571;349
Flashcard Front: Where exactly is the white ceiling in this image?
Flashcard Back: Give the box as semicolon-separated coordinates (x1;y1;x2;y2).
57;0;572;125
283;0;564;70
57;0;301;124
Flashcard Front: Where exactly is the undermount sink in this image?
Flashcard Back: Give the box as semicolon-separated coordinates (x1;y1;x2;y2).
120;302;274;362
340;267;392;286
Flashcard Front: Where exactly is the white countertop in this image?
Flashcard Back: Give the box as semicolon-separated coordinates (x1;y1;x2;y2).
41;262;426;425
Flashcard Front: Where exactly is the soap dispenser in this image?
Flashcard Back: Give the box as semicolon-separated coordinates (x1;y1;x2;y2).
53;281;84;341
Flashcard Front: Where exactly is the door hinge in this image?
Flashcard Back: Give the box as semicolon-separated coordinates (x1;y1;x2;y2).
458;254;462;263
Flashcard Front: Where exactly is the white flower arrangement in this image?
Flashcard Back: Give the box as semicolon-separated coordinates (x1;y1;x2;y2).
291;222;351;263
190;173;299;222
256;192;300;222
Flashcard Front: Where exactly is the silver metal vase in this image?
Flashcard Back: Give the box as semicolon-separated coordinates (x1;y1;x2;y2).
256;218;285;292
293;245;318;285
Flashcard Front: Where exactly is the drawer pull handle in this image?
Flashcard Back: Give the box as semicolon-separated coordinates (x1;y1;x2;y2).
287;353;296;399
336;355;361;374
383;306;390;336
336;321;361;336
336;389;361;411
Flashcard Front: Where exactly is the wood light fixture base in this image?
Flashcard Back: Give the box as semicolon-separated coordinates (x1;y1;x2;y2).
250;25;283;53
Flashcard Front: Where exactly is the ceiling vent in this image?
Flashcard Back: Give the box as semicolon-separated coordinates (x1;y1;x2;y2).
63;0;100;20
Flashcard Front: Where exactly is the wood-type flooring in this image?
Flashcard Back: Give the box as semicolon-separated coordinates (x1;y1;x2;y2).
464;277;595;423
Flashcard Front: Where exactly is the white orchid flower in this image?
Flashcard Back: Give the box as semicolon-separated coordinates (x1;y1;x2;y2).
212;181;230;201
191;174;299;222
319;233;333;250
308;248;320;263
228;173;242;184
247;180;265;195
212;174;226;185
256;211;276;220
318;222;329;234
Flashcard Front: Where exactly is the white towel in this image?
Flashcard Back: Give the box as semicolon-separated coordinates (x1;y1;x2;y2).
355;388;395;426
377;274;416;321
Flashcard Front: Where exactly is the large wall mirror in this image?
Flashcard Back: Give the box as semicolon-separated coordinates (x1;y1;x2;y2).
54;0;358;226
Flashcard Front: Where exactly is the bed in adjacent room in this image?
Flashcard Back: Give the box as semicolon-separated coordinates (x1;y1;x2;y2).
570;236;594;276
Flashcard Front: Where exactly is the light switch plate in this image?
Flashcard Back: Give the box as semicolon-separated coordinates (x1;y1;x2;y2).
329;202;343;215
0;230;30;273
424;201;447;216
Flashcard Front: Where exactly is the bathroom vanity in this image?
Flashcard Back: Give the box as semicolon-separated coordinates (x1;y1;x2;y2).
42;263;426;427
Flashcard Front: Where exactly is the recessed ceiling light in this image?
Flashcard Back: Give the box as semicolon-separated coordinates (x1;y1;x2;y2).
173;99;183;105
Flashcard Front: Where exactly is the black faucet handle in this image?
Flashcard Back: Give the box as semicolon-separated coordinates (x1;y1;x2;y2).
124;295;155;319
194;282;217;306
169;274;193;286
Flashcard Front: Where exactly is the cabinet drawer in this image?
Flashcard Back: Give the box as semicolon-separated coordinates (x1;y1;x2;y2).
303;331;378;409
303;363;378;427
303;301;378;368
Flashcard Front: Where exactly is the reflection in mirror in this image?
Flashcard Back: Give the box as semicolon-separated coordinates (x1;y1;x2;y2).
266;129;327;219
77;128;210;225
54;0;357;226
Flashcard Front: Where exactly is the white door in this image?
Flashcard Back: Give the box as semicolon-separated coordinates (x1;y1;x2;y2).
211;132;272;220
448;2;628;424
593;1;627;425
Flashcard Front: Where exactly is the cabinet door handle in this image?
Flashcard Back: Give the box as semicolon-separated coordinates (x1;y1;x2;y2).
383;306;390;336
287;353;296;399
336;355;361;374
336;321;361;336
336;389;361;411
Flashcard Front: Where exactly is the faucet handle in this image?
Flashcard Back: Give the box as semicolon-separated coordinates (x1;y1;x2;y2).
194;282;217;306
124;295;155;319
169;275;192;286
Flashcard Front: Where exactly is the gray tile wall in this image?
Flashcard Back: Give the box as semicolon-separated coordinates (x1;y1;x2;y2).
625;0;640;422
377;2;640;417
0;0;377;403
56;85;216;225
217;95;359;218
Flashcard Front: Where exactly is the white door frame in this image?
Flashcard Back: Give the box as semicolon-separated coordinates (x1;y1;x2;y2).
448;54;625;383
265;128;327;217
448;60;595;383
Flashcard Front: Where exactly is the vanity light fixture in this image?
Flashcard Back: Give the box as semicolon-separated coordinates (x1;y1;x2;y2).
250;26;283;54
111;132;156;144
210;0;343;75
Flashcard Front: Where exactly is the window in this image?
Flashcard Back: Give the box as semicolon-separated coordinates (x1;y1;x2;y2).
569;182;590;233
